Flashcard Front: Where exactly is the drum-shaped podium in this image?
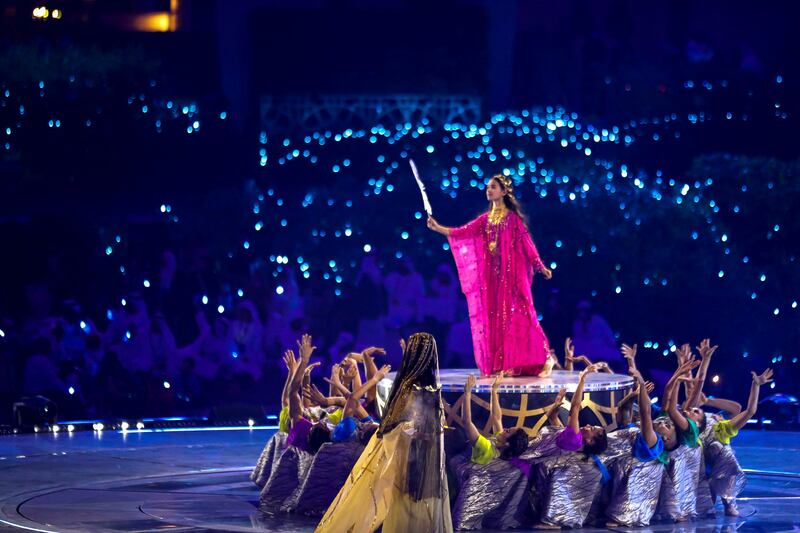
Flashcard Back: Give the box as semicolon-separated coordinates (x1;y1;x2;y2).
377;369;635;436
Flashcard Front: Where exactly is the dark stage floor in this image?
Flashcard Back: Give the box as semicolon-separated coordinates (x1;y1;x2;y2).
1;427;799;532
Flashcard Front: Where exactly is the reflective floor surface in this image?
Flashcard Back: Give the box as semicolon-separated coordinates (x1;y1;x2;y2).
1;427;799;532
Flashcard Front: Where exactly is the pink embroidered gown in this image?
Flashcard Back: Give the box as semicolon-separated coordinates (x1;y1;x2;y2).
447;211;550;375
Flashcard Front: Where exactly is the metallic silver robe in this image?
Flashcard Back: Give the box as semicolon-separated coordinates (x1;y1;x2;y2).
291;441;366;516
655;444;703;521
259;444;316;513
449;451;531;530
604;428;666;526
698;413;746;510
706;440;747;506
251;432;289;488
525;428;606;528
259;441;365;515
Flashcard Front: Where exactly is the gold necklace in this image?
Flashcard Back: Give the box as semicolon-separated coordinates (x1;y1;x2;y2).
488;205;508;225
487;205;508;252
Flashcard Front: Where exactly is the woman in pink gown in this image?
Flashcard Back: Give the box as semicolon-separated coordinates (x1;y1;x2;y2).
427;174;552;376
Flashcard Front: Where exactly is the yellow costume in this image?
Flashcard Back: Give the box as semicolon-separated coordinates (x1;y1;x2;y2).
316;333;453;533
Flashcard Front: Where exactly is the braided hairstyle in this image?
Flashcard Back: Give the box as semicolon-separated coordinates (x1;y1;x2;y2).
378;332;440;436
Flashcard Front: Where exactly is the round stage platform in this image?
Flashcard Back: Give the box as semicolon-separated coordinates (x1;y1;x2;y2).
377;369;635;434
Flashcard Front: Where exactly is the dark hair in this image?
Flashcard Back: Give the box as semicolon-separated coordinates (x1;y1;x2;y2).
500;428;529;459
697;413;707;434
359;424;378;446
307;424;331;454
379;332;439;436
681;409;707;434
582;428;608;456
489;174;530;228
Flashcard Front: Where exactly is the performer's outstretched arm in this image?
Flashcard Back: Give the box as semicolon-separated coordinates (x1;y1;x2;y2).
728;369;773;430
684;339;718;408
359;347;384;405
632;368;659;447
289;334;316;423
342;364;391;419
281;349;298;409
546;388;568;427
664;358;701;432
568;365;596;432
701;396;742;416
462;374;482;444
427;216;452;236
490;373;505;434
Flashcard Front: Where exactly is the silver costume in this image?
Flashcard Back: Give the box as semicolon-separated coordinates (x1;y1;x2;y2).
604;427;666;526
526;428;606;528
251;431;288;488
449;451;531;530
655;444;703;521
258;441;365;515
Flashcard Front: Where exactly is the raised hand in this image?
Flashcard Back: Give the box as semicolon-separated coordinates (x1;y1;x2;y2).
330;363;343;385
672;357;701;380
343;358;359;378
554;387;568;404
645;381;655;394
304;361;321;376
363;346;386;359
465;374;477;393
307;384;328;405
399;337;407;354
492;372;506;390
696;338;719;360
297;333;316;361
376;364;392;379
595;361;611;372
675;343;693;365
283;349;298;371
579;363;598;378
751;368;774;386
565;338;575;359
621;343;638;369
345;352;364;363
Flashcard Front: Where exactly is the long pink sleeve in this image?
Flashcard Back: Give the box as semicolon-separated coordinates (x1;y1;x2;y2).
517;218;546;273
449;214;486;240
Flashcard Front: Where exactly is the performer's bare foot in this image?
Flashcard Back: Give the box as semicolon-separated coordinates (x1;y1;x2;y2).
533;522;561;530
538;352;557;378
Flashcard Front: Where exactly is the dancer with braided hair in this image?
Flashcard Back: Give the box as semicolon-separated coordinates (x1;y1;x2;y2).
428;174;553;377
315;332;452;533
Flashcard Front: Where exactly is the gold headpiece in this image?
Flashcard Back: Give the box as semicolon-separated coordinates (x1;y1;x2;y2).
492;174;514;194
